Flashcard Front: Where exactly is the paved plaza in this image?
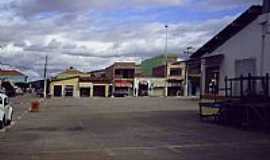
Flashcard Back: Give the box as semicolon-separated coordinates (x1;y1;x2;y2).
0;96;270;160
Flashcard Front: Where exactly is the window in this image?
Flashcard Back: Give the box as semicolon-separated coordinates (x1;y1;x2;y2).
235;58;256;77
170;68;182;76
64;85;74;97
234;58;257;96
115;69;135;78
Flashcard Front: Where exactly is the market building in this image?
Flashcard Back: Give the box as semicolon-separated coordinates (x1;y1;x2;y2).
190;4;270;96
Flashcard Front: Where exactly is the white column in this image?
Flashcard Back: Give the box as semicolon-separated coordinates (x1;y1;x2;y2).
90;84;93;97
105;85;109;97
61;85;65;97
165;82;168;97
201;59;206;95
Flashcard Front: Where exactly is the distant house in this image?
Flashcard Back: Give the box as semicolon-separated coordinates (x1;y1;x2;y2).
0;69;28;83
190;4;270;96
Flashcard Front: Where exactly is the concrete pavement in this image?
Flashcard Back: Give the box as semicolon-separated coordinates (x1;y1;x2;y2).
0;96;270;160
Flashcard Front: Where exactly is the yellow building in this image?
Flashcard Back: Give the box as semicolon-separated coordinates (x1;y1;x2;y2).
50;76;112;98
50;76;80;97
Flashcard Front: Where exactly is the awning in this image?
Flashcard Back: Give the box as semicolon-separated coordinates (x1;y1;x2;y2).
115;80;133;88
167;80;182;87
79;82;92;87
151;80;166;87
139;80;148;85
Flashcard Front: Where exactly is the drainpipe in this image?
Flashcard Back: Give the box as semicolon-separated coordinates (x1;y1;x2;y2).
261;0;270;75
261;26;266;76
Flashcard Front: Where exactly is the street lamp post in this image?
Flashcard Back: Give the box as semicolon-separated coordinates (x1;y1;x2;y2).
164;25;169;97
164;25;168;64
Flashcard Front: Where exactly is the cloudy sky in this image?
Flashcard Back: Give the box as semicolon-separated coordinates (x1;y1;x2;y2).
0;0;262;80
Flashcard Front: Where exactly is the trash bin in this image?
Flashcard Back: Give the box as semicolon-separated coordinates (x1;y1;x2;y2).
31;101;40;112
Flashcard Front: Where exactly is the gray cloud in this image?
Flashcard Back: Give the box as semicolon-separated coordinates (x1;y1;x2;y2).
188;0;262;11
12;0;185;18
0;0;260;80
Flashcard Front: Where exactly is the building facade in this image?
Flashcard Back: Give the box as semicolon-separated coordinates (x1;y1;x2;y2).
152;61;186;96
141;54;178;77
134;77;166;97
0;69;28;83
50;76;111;98
105;62;136;97
190;4;270;96
50;67;111;98
167;61;186;96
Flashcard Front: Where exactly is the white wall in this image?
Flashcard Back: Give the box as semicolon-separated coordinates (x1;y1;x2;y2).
134;78;166;96
202;14;270;95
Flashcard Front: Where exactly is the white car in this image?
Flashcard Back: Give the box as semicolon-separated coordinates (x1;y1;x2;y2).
0;93;13;129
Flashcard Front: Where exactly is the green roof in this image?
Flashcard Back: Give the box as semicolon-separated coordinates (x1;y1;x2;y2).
141;54;178;76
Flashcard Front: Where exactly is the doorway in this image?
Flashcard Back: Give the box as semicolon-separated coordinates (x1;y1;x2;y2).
80;87;91;97
54;85;62;97
93;85;105;97
205;67;220;95
139;81;149;96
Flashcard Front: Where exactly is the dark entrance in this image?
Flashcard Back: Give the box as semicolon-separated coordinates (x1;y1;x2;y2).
109;85;113;97
93;85;105;97
205;67;219;94
168;87;182;96
167;80;182;96
54;85;62;97
139;81;148;96
80;88;90;97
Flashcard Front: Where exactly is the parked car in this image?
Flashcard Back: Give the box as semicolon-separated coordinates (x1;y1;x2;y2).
1;81;16;97
113;90;129;97
0;93;14;129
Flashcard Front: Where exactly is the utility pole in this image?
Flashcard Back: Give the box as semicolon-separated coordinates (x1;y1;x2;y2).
43;55;48;99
